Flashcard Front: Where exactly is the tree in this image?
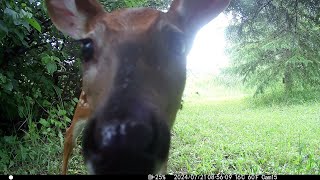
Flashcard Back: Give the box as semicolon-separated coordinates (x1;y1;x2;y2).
0;0;86;134
224;0;320;95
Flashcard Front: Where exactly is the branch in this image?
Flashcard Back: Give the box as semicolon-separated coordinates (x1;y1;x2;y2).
238;0;274;36
251;0;274;23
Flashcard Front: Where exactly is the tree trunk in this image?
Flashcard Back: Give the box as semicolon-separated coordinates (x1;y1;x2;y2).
283;64;293;93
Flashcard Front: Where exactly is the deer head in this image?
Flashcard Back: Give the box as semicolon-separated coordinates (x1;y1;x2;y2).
45;0;230;174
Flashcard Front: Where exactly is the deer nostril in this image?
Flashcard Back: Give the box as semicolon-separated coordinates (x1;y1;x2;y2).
101;125;117;147
99;120;154;152
120;124;126;135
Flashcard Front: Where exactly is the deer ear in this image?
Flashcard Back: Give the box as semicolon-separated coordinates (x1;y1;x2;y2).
45;0;105;39
168;0;231;34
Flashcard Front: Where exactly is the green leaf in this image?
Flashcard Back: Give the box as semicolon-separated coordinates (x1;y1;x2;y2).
46;62;57;75
53;85;62;97
20;9;32;19
20;145;27;161
0;32;6;41
0;73;6;83
58;109;67;116
66;117;72;123
52;56;60;62
73;97;79;103
27;18;41;33
4;136;16;144
0;20;8;33
17;19;30;30
125;0;134;7
4;8;18;19
13;29;25;42
39;118;49;127
9;161;14;168
18;106;25;118
41;54;51;64
42;100;51;107
3;81;13;92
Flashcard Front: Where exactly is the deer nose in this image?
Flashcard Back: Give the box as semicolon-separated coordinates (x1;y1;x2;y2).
100;120;153;151
82;113;170;174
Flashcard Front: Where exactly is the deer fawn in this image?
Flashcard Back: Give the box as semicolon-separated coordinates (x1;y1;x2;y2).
45;0;230;175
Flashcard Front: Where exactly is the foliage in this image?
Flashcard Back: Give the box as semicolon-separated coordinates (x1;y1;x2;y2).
0;0;173;174
0;0;173;135
101;0;172;12
0;0;83;136
224;0;320;95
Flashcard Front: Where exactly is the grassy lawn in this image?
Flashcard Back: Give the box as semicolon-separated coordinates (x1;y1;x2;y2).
1;74;320;174
169;98;320;174
167;74;320;174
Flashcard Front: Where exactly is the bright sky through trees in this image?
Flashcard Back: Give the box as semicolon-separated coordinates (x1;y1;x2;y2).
187;13;230;75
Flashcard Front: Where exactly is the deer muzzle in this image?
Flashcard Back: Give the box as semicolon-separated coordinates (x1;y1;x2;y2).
82;99;171;174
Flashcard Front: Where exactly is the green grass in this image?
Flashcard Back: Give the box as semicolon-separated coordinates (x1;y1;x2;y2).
168;98;320;174
0;130;87;174
168;74;320;174
1;74;320;174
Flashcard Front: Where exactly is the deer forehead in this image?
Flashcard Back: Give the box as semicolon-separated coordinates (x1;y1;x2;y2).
88;8;161;34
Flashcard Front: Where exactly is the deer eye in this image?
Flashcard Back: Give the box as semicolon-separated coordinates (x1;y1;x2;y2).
79;38;94;62
163;25;186;57
168;31;186;56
